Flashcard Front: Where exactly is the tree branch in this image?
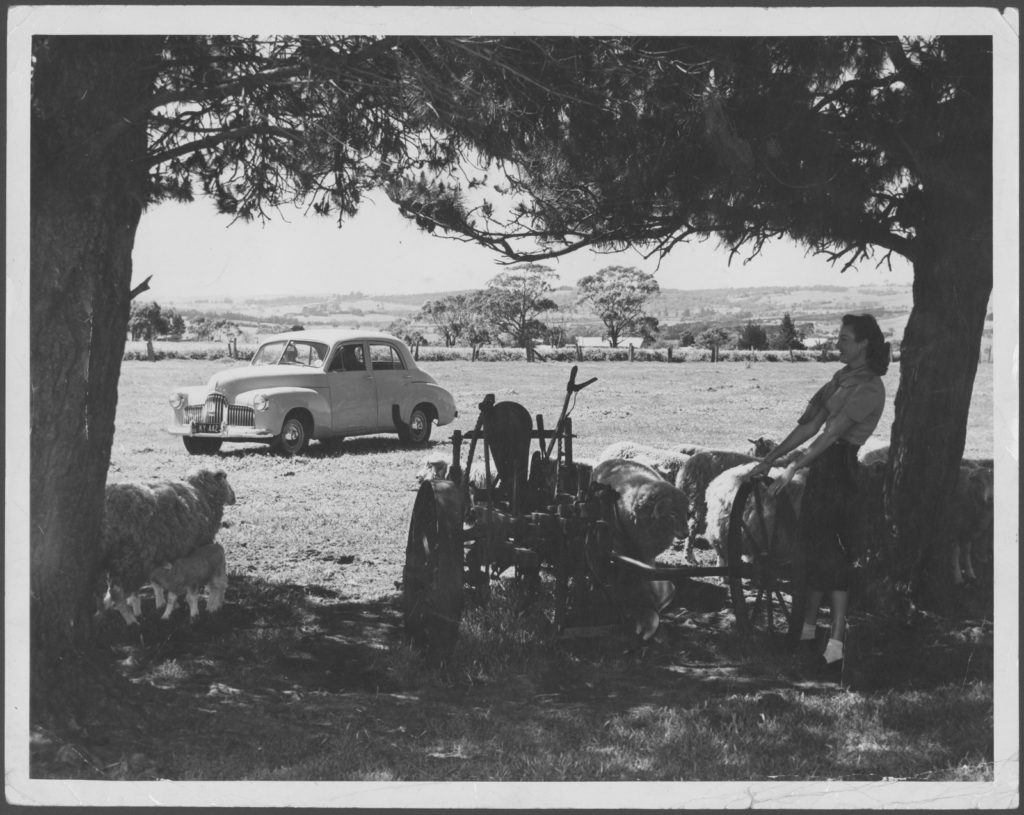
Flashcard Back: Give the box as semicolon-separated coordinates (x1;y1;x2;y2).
129;275;152;300
142;123;303;168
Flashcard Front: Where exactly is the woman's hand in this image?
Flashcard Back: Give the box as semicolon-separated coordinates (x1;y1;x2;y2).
767;462;798;497
748;459;774;480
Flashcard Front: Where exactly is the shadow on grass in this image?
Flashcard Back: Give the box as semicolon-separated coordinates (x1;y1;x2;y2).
31;573;993;783
213;435;445;461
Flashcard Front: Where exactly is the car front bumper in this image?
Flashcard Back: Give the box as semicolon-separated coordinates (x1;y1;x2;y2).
166;423;275;442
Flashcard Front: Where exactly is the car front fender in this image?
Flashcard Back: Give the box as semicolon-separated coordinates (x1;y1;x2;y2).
238;386;331;437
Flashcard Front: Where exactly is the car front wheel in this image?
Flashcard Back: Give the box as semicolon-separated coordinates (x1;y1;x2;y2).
273;414;311;456
402;406;433;445
183;437;223;455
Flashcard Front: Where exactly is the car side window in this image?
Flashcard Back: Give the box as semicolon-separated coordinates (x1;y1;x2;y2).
369;344;405;371
329;343;365;372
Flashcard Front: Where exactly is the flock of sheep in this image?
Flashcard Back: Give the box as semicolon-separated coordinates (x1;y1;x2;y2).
420;433;994;599
95;435;993;630
595;438;993;590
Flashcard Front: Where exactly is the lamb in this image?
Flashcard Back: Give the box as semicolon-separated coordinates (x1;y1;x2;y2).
99;467;236;623
149;543;228;620
701;462;808;565
590;459;689;564
596;441;691;483
417;451;516;493
417;452;451;484
950;459;994;587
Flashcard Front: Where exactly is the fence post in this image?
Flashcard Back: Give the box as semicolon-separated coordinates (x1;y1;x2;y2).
629;344;635;362
667;346;673;361
575;343;583;362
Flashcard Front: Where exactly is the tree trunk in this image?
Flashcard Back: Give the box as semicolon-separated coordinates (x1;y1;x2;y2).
884;212;992;615
30;38;156;706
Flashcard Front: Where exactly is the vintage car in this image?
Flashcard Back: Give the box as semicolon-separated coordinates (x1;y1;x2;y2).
167;330;458;455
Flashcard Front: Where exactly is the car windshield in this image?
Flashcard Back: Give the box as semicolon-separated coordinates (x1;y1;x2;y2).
252;340;328;368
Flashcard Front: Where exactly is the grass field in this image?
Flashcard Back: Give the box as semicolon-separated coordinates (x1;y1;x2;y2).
29;358;997;792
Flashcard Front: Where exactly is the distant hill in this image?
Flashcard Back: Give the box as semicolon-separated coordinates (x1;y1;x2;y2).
163;282;920;343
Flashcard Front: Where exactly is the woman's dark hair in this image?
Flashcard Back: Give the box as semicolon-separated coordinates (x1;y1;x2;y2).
842;313;890;375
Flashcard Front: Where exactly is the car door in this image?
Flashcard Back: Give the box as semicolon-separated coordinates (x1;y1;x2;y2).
368;342;411;429
325;342;377;432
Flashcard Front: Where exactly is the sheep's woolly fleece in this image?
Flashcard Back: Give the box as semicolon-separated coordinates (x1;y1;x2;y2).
101;467;236;598
701;461;808;562
591;458;689;563
597;441;691;483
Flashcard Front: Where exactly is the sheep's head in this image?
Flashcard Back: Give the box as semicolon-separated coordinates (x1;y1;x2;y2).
969;467;994;507
640;490;689;561
416;454;448;483
189;468;236;506
747;437;778;458
102;578;139;625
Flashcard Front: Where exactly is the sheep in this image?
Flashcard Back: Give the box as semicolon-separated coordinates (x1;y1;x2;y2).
417;451;518;494
844;444;992;588
596;441;691;483
746;437;779;458
674;450;760;558
590;459;689;564
858;442;890;465
949;459;994;587
99;467;236;622
149;543;228;620
590;458;689;640
416;451;451;484
701;461;808;565
102;580;142;626
418;451;595;500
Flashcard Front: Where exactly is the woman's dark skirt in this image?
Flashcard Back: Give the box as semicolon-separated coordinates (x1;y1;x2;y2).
800;440;861;592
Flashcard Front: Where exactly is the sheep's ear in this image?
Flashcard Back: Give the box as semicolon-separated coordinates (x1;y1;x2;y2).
747;438;758;444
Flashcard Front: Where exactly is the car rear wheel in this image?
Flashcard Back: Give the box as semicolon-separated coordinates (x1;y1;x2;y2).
401;406;433;445
183;437;223;455
273;414;311;456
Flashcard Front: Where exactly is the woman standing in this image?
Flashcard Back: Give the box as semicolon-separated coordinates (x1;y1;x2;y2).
750;313;890;676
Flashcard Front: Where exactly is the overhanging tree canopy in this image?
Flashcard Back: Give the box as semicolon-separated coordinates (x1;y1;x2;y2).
30;34;993;701
387;35;993;610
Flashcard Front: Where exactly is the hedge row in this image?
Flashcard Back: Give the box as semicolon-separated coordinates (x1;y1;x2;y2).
123;341;869;364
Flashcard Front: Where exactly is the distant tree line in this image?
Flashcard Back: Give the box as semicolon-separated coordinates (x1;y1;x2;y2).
389;263;663;361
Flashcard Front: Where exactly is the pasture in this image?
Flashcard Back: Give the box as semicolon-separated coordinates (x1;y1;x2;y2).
32;358;996;790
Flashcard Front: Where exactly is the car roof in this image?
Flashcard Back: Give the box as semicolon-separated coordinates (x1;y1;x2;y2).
260;329;404;347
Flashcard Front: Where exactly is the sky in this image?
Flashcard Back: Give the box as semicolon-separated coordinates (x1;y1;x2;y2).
132;192;914;302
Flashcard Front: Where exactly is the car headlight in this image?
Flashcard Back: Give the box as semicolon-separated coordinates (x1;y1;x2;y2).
169;392;186;409
253;393;270;412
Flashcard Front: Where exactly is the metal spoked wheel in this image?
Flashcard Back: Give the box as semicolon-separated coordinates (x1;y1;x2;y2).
725;477;805;639
402;480;465;662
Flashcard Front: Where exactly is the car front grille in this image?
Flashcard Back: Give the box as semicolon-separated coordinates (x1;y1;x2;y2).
186;396;254;428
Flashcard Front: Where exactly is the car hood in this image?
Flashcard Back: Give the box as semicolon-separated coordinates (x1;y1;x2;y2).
205;365;325;397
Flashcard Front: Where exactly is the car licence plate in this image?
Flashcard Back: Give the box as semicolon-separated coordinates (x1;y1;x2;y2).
191;422;221;434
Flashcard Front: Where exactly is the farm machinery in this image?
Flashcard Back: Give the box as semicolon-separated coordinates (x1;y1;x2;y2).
401;366;805;660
